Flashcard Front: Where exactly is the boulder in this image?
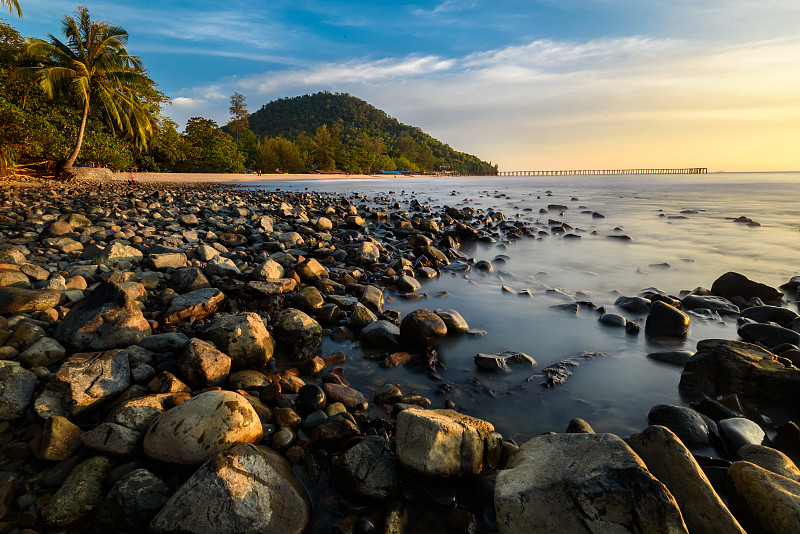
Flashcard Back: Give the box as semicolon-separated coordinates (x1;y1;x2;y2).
333;435;400;500
645;301;690;338
39;415;83;460
648;403;714;446
434;308;469;333
162;287;225;325
198;313;273;369
34;349;130;418
395;408;501;477
739;305;799;328
94;468;171;530
475;351;536;373
349;302;377;330
711;272;782;304
53;281;151;351
626;425;746;534
81;422;141;456
0;363;37;420
737;322;800;349
92;242;143;270
42;455;113;526
679;339;800;402
149;443;310;534
719;417;766;452
17;336;66;367
176;338;232;387
143;390;262;465
400;309;447;348
615;295;652;313
495;433;688;534
272;308;322;361
737;444;800;481
205;255;241;276
0;286;61;314
360;320;401;348
726;461;800;534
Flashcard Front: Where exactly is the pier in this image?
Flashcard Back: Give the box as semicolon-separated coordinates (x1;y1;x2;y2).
497;168;707;176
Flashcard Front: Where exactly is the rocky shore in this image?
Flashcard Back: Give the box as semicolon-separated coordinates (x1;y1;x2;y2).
0;178;798;533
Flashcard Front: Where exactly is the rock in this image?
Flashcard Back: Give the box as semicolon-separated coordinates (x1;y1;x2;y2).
205;255;241;276
679;339;800;402
434;308;469;333
739;305;799;328
726;461;800;534
81;422;141;456
177;338;232;387
143;390;262;465
565;418;594;434
681;294;740;315
626;425;746;534
161;287;225;325
400;309;447;348
737;322;800;349
474;351;536;373
361;285;384;313
107;393;177;433
17;336;66;367
138;332;191;353
297;384;326;413
94;468;171;530
349;302;377;330
711;272;782;304
0;287;61;314
34;349;130;418
615;295;651;313
292;286;324;312
252;259;285;280
93;242;143;270
395;408;501;477
295;258;328;282
648;403;714;446
719;417;766;452
40;415;84;460
397;274;421;292
360;320;401;348
647;350;694;366
0;363;36;420
495;433;688;534
169;266;211;293
42;455;113;526
322;383;368;412
7;320;45;350
333;435;399;500
599;312;627;327
149;443;310;534
150;252;188;270
53;281;151;350
645;300;690;338
737;444;800;480
0;269;30;288
198;312;273;369
272;308;322;361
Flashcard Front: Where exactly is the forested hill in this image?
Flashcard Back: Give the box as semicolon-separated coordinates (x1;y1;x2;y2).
247;92;497;174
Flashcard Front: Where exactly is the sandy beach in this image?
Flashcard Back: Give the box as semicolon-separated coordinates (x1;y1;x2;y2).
115;171;430;184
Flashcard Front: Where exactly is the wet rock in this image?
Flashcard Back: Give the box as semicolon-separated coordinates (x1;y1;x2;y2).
322;383;368;412
360;284;384;314
292;286;324;313
176;338;232;387
737;322;800;349
645;301;690;338
565;418;594;434
198;312;273;369
495;433;688;534
599;312;627;327
395;408;501;477
397;275;421;292
0;286;61;314
647;350;694;366
297;384;326;413
42;455;113;526
434;308;469;333
739;305;799;328
0;363;36;420
34;349;130;418
474;351;536;373
272;308;322;361
143;390;263;465
150;443;311;534
349;302;377;330
161;287;225;325
679;339;800;402
682;294;740;315
726;460;800;534
333;435;399;500
400;309;447;348
711;272;782;304
54;281;151;350
360;320;401;348
626;425;746;534
737;444;800;480
648;403;714;446
295;258;328;282
719;417;766;452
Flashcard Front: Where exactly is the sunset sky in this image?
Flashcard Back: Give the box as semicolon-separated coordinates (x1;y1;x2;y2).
10;0;800;172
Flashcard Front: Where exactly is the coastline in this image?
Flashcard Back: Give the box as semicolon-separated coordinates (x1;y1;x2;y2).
114;171;432;183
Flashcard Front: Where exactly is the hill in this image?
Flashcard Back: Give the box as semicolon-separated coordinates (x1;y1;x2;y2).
246;92;497;175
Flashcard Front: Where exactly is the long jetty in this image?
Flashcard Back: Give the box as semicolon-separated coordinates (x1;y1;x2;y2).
497;168;707;176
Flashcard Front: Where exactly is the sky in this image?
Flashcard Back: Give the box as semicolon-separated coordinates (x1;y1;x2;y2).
7;0;800;172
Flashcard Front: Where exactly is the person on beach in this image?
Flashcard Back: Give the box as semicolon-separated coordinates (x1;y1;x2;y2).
128;172;137;182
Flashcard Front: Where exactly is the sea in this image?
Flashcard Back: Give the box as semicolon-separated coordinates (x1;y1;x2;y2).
244;172;800;445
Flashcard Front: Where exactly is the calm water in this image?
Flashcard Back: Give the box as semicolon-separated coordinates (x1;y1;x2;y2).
248;172;800;443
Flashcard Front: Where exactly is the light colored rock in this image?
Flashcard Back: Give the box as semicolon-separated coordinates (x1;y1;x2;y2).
727;460;800;534
395;408;501;477
294;258;328;282
149;443;310;534
205;255;241;276
40;415;84;460
93;242;143;270
0;363;37;420
495;433;688;534
143;390;262;465
0;287;61;314
252;259;284;280
434;309;469;333
198;313;273;369
177;338;232;387
626;425;746;534
272;308;322;361
738;444;800;481
162;287;225;325
81;422;141;456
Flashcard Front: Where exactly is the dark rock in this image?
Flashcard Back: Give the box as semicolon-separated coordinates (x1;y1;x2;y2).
739;305;799;328
648;403;714;446
333;435;399;500
737;322;800;349
711;272;782;304
400;309;447;348
645;301;690;338
682;294;740;315
474;351;536;373
719;417;766;452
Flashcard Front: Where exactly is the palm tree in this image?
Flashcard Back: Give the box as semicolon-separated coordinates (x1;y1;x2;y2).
20;6;156;178
2;0;21;17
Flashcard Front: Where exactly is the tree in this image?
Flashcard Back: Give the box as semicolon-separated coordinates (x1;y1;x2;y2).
18;6;158;178
228;91;249;142
2;0;21;18
312;124;338;170
181;117;245;173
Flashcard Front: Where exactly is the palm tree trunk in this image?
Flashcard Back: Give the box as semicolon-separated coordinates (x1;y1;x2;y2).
62;97;90;174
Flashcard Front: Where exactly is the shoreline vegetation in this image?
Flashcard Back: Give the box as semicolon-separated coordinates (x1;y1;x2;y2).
0;177;798;533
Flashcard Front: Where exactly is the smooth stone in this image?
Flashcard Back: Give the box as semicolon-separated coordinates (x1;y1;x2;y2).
711;271;782;304
626;425;746;534
162;287;226;325
93;242;143;270
0;287;61;314
614;295;651;313
149;443;311;534
294;258;328;282
272;308;322;361
726;461;800;534
349;302;377;330
400;309;447;348
719;417;766;452
297;384;326;413
395;408;501;477
647;350;694;366
0;364;36;420
81;422;141;456
599;312;627;327
143;390;263;465
360;320;401;348
360;284;384;313
322;383;368;412
40;415;83;460
333;435;399;500
228;369;270;390
176;338;232;387
474;351;536;373
681;294;740;315
494;433;688;534
565;417;594;434
137;332;190;352
198;312;273;369
648;403;713;446
645;300;690;338
679;339;800;402
737;322;800;349
737;444;800;481
205;255;241;276
17;336;66;367
292;286;324;312
42;455;113;526
397;274;421;292
739;305;799;328
434;308;469;333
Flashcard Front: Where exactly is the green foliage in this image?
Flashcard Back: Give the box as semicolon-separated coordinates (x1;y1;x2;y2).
253;136;304;174
177;117;245;173
248;91;497;174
